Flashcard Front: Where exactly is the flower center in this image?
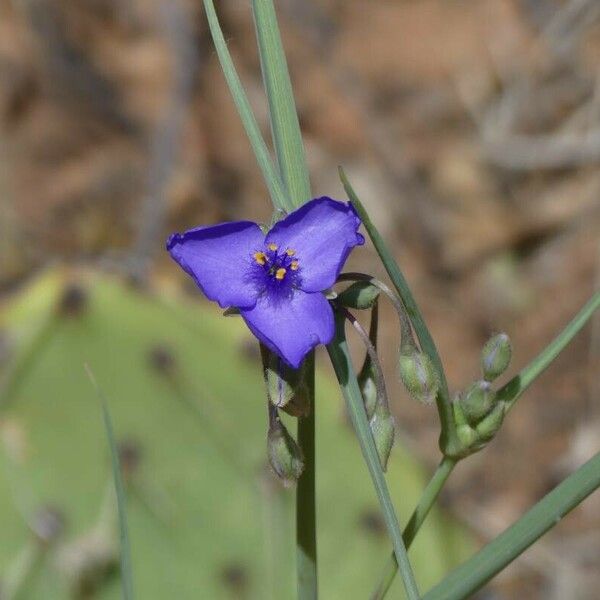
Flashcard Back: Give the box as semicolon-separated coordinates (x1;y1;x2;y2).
249;243;301;300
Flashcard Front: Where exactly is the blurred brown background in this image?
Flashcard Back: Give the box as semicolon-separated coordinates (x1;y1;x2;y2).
0;0;599;597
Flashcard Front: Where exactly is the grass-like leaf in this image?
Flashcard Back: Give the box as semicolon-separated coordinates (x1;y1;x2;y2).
338;167;457;453
85;364;134;600
497;290;600;410
202;0;291;212
327;315;420;600
251;0;311;207
422;451;600;600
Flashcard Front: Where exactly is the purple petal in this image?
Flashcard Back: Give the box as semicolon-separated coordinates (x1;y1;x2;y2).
240;291;334;368
266;197;364;293
167;221;264;308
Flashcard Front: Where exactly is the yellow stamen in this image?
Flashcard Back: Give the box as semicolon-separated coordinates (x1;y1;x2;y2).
275;268;287;280
253;251;266;265
290;260;299;271
268;243;278;251
285;248;295;256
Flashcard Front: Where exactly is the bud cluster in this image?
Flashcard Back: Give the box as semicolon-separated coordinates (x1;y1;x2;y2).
452;333;512;456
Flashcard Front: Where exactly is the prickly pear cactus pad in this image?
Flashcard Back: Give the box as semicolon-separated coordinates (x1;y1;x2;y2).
0;270;472;599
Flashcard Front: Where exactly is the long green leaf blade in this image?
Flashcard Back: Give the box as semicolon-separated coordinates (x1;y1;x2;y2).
202;0;290;211
339;167;456;450
86;365;134;600
497;290;600;410
327;316;420;600
422;451;600;600
251;0;311;206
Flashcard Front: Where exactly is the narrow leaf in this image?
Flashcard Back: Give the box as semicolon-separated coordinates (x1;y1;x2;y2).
85;365;134;600
327;316;420;600
339;167;457;453
422;451;600;600
497;290;600;410
251;0;311;206
202;0;291;211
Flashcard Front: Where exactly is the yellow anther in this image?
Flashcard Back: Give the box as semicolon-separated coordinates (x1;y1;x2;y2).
290;260;299;271
268;243;278;251
285;248;295;256
275;268;287;280
253;251;266;265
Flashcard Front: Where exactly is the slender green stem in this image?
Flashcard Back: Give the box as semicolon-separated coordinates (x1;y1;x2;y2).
423;451;600;600
250;2;316;597
372;457;457;600
251;0;311;207
296;354;317;600
327;315;420;600
497;290;600;411
202;0;290;211
338;167;459;455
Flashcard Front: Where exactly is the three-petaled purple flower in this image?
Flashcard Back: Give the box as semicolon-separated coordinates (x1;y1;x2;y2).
167;197;364;368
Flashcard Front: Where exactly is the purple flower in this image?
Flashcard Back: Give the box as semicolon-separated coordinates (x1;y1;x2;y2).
167;197;364;368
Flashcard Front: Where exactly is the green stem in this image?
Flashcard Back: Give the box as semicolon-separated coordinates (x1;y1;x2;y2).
498;290;600;411
422;451;600;600
296;354;317;600
338;167;458;455
250;2;316;597
327;315;420;600
372;457;456;600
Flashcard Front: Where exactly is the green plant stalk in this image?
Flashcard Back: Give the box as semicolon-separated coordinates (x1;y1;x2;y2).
86;366;134;600
327;315;420;600
372;457;456;600
338;167;458;455
296;353;317;600
423;451;600;600
251;0;311;208
250;2;316;597
202;0;290;212
497;290;600;411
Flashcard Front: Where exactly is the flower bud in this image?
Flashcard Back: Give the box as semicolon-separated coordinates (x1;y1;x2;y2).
369;402;395;471
261;346;309;417
481;333;512;382
358;358;378;420
459;381;495;425
267;418;304;486
337;281;380;310
398;352;440;404
475;402;505;442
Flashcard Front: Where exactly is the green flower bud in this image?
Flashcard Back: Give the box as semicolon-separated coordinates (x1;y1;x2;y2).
398;352;440;404
481;333;512;382
337;281;380;310
369;402;395;471
456;423;478;448
261;346;309;417
267;418;304;486
475;402;505;442
459;381;495;425
358;358;378;420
